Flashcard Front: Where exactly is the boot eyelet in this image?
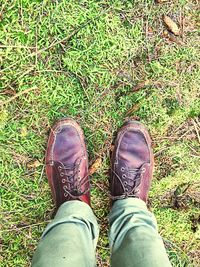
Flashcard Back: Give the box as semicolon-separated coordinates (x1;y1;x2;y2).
124;181;127;185
121;167;125;172
60;172;64;177
58;166;62;171
141;168;146;173
62;179;66;183
122;174;126;178
64;193;68;197
136;189;140;194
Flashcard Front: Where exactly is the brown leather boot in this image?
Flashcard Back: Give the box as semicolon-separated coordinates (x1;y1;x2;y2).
45;118;90;208
110;121;154;203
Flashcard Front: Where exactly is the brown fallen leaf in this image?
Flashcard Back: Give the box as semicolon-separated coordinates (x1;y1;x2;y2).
168;34;184;45
129;116;140;121
27;160;41;169
163;15;180;35
162;30;184;45
126;103;140;116
110;144;114;152
0;89;16;96
147;26;154;36
89;158;102;175
132;80;150;92
163;29;169;37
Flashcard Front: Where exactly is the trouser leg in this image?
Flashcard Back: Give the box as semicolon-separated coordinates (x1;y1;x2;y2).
32;200;99;267
109;198;172;267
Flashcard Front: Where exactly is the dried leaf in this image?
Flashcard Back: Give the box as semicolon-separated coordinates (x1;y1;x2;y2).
168;34;184;45
163;30;169;37
163;15;180;35
20;126;28;137
1;89;16;96
110;144;114;152
174;183;190;197
126;104;140;116
89;158;102;175
132;80;150;92
147;26;154;36
12;152;30;165
27;160;41;169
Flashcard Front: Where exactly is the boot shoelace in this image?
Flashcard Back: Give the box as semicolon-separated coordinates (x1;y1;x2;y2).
111;165;146;199
57;160;89;199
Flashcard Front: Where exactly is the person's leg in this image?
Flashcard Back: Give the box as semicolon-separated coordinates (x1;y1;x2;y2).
32;200;99;267
32;118;99;267
109;198;171;267
109;120;171;267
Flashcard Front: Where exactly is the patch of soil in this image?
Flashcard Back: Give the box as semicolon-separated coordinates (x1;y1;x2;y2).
166;117;200;142
159;182;200;210
190;214;200;233
155;155;177;179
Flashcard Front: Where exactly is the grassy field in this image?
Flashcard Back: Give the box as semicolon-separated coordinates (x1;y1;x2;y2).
0;0;200;266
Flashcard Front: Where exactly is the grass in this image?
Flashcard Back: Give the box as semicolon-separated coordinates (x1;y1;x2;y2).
0;0;200;266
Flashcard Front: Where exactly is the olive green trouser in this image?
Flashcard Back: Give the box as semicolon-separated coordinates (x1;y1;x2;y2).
32;198;172;267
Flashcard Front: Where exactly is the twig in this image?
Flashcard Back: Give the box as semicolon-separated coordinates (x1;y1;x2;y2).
186;143;200;155
180;8;185;42
145;19;149;39
17;66;35;80
192;119;200;143
177;128;192;141
19;0;24;27
97;244;110;250
154;147;168;158
130;80;161;94
194;117;200;129
1;221;51;232
0;17;96;74
39;164;45;183
174;121;186;133
35;69;68;74
0;86;37;106
132;80;150;92
92;180;107;193
126;103;140;116
35;26;38;66
191;154;200;158
0;45;36;49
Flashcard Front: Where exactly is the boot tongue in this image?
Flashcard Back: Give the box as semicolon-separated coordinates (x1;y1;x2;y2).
53;124;84;165
118;129;150;169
